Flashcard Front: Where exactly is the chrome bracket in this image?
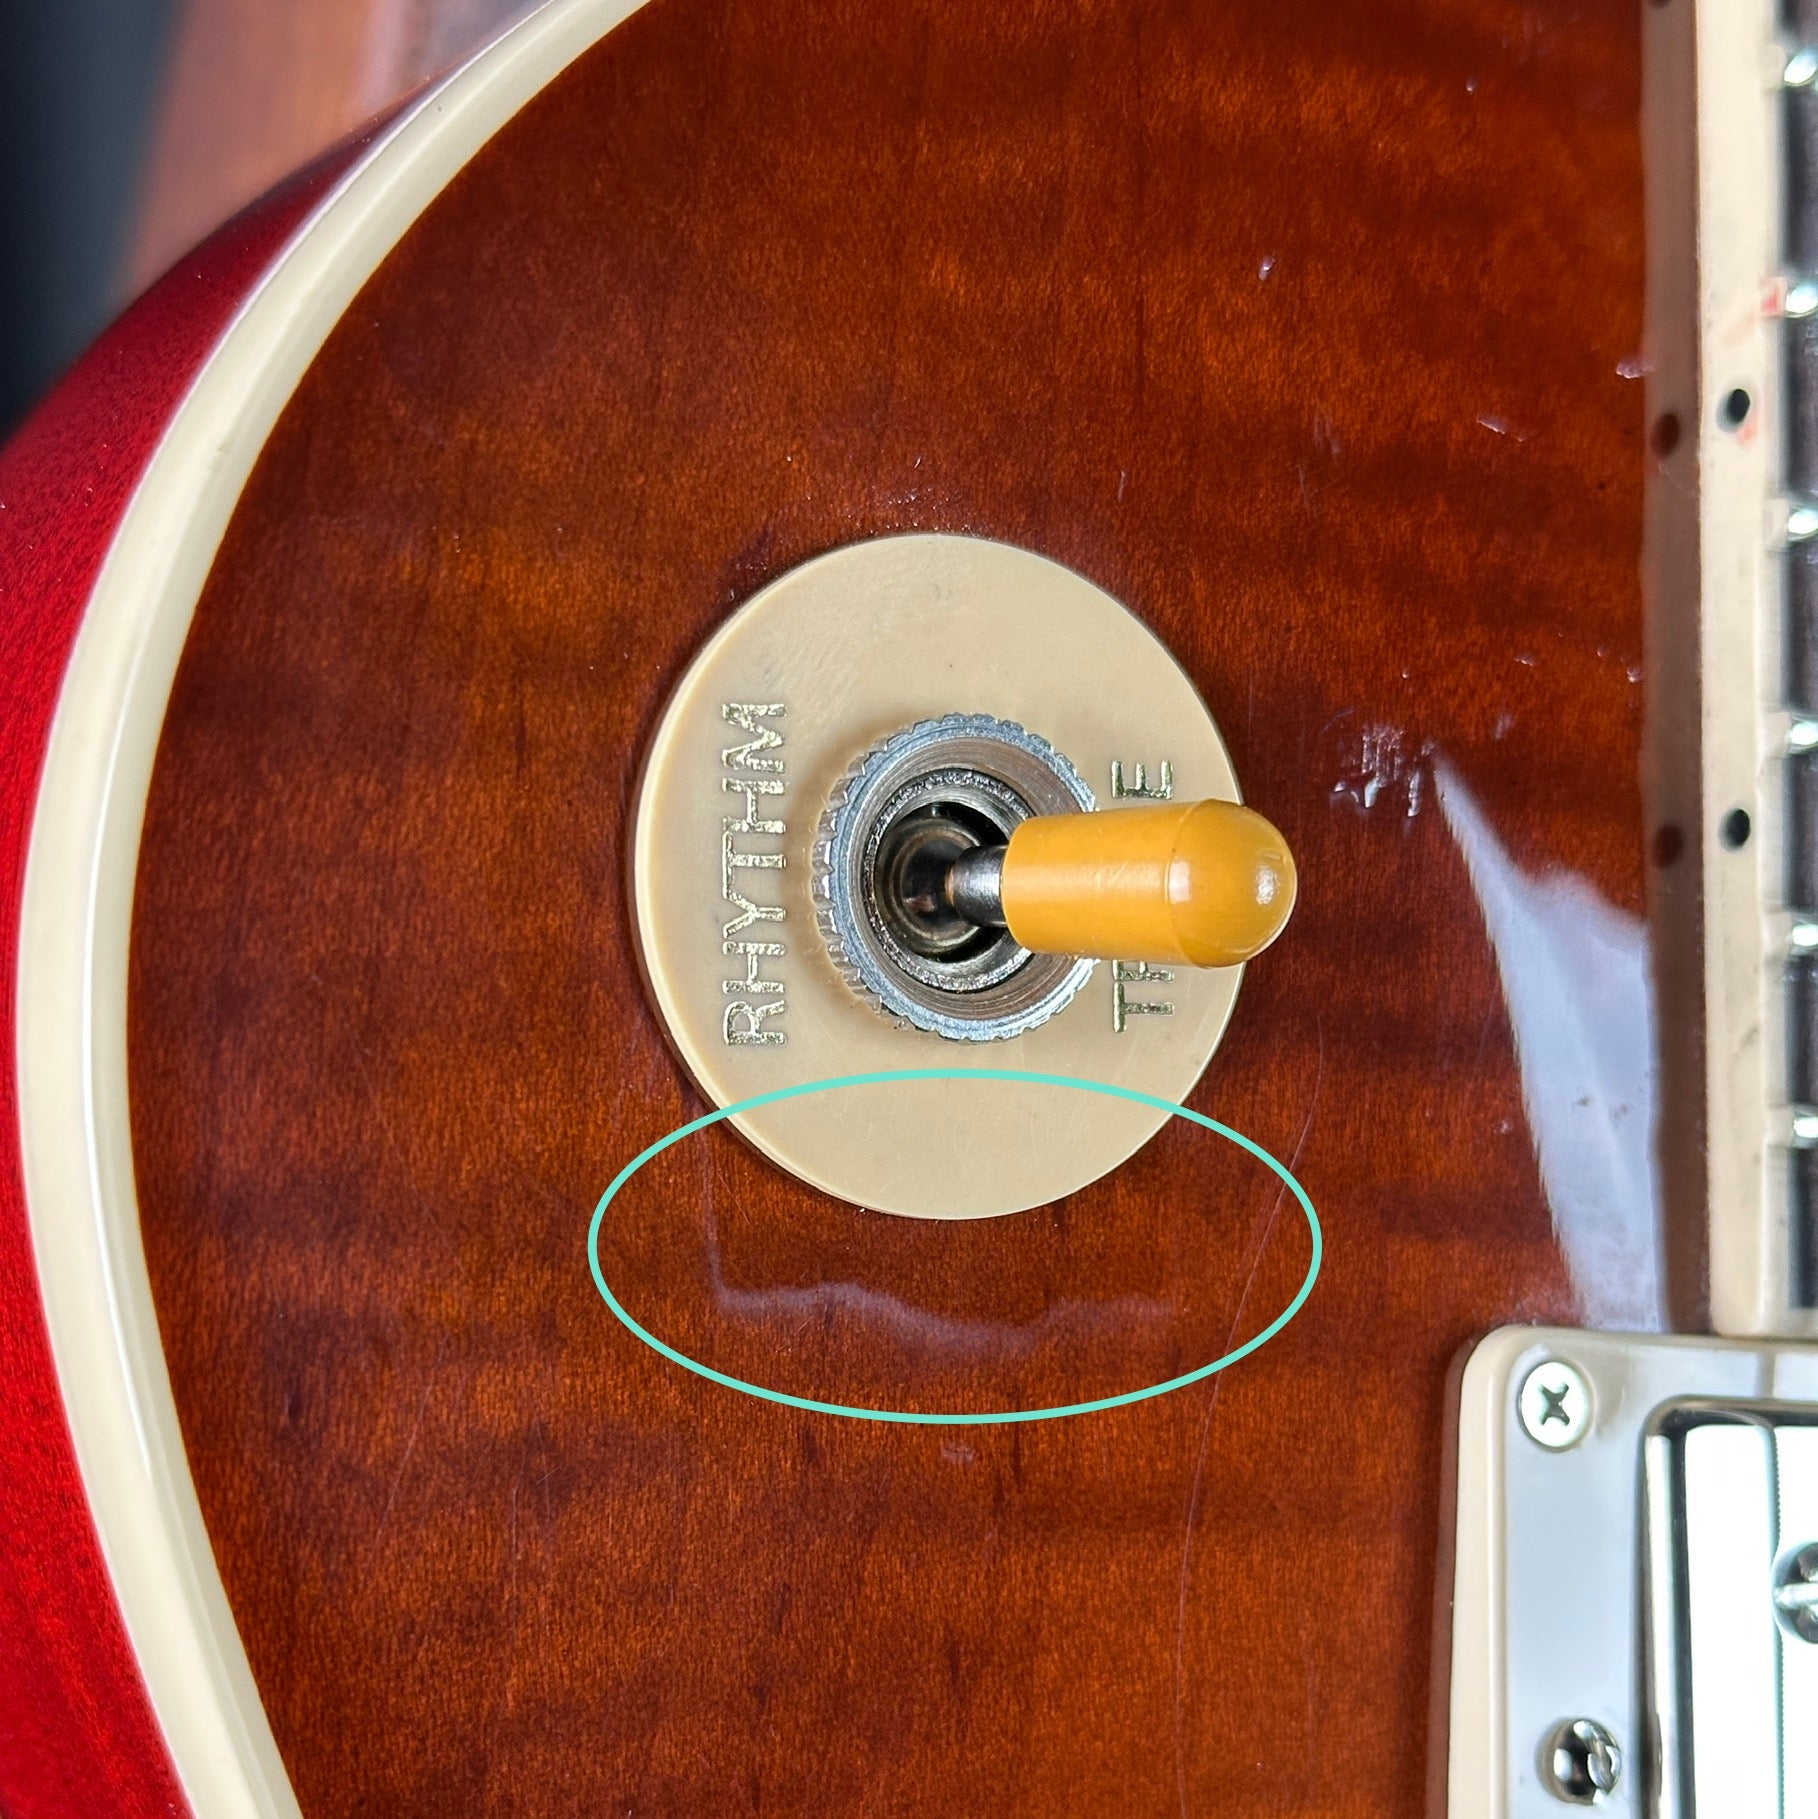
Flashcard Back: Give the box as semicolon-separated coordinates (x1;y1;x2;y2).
1446;1328;1818;1817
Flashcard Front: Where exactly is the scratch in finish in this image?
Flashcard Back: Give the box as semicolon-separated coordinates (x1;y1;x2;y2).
376;1374;435;1541
1172;1019;1324;1817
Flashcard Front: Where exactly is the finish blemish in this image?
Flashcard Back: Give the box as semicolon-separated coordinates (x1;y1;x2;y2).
1330;722;1436;818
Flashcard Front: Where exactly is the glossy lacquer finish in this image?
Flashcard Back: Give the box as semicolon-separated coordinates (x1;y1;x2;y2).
128;0;1648;1812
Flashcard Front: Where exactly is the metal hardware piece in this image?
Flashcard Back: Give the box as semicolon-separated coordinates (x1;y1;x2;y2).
1784;713;1818;753
1644;1406;1818;1816
1517;1359;1590;1450
1776;1540;1818;1643
1537;1719;1621;1806
1447;1330;1818;1819
814;714;1096;1041
944;843;1006;930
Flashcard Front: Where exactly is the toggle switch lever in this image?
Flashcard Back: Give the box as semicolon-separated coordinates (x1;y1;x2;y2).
941;798;1297;968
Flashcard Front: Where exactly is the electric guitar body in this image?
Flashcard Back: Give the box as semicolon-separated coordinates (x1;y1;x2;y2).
1;1;1677;1814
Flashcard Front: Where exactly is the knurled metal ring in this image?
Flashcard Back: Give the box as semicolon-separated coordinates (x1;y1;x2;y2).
813;714;1096;1041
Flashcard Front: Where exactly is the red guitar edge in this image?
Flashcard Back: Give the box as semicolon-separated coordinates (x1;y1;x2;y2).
0;139;369;1819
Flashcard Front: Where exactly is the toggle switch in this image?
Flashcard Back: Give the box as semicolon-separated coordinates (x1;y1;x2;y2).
814;713;1295;1043
632;531;1279;1216
944;797;1297;968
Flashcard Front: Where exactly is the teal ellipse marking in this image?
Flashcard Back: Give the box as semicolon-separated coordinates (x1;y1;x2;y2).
586;1068;1321;1425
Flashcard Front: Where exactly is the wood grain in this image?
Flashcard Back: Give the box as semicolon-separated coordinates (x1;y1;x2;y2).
129;0;532;293
129;0;1646;1811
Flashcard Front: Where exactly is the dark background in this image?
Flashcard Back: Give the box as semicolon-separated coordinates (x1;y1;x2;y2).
0;0;175;438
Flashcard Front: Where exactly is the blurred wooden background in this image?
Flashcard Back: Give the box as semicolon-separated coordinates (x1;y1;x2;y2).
130;0;533;290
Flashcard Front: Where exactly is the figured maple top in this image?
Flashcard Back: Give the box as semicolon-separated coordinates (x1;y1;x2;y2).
128;0;1649;1812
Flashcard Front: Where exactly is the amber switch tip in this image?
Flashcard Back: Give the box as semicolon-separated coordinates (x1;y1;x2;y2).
979;797;1296;968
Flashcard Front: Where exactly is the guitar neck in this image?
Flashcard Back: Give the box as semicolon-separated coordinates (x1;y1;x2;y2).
1649;0;1818;1337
